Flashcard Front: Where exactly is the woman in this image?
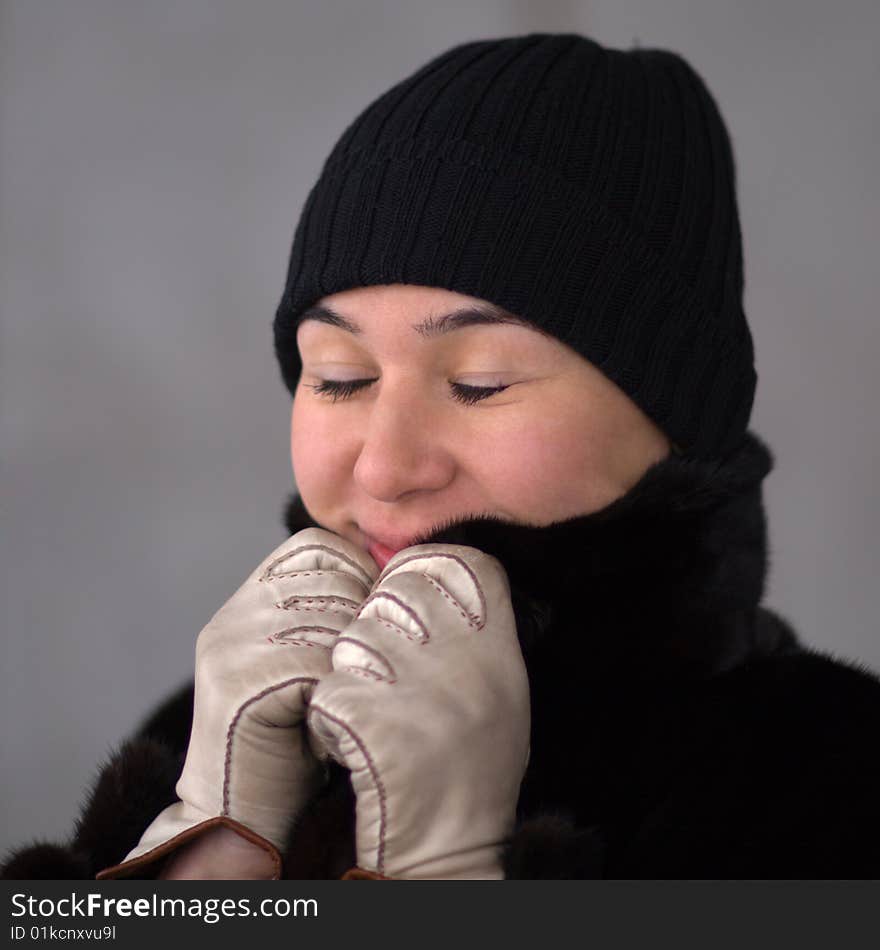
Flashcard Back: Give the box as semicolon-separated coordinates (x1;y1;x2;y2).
5;32;880;880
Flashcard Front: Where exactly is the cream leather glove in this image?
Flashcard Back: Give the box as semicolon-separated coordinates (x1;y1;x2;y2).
96;528;378;879
307;544;531;880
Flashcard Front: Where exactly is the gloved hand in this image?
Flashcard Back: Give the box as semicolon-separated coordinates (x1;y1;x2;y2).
307;544;531;880
96;528;378;879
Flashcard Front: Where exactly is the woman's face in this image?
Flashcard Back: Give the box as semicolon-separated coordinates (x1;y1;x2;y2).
291;284;671;568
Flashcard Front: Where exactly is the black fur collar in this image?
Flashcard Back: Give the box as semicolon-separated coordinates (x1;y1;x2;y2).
282;431;790;681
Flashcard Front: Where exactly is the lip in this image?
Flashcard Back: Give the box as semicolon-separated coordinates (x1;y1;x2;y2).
365;539;403;571
358;528;419;570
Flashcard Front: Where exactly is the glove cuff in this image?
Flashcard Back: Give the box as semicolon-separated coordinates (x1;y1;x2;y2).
95;815;282;880
341;866;391;880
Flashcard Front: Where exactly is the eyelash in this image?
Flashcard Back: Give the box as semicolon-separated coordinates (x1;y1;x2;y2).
305;378;508;405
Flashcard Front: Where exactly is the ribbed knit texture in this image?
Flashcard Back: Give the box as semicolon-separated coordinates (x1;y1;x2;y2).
273;33;756;459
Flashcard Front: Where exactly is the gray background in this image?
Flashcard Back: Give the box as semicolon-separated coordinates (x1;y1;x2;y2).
2;0;878;856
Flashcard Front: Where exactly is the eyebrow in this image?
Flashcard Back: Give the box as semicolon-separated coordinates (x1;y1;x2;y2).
298;303;532;337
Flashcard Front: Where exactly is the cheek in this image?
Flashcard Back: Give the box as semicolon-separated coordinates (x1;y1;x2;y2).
290;396;356;516
471;409;620;521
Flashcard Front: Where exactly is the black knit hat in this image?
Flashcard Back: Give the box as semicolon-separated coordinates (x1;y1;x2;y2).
273;32;756;460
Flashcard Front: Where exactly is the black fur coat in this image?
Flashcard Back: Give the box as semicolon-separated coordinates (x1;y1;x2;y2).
5;431;880;879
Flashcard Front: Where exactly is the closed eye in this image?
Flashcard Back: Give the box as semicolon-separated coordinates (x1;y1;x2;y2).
305;378;377;401
304;378;510;404
449;382;510;404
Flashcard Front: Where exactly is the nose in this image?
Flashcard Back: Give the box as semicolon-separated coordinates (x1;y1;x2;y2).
352;385;455;503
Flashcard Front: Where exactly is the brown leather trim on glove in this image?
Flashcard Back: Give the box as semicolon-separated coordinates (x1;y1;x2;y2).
341;866;391;880
95;816;283;880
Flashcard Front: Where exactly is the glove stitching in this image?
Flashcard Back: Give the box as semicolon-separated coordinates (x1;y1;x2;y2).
222;675;318;816
333;635;397;682
377;553;488;629
276;595;361;611
308;703;389;875
420;574;480;628
265;569;357;580
374;617;429;643
358;591;430;641
270;623;340;642
339;666;387;682
262;570;372;601
262;543;375;588
268;638;327;649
